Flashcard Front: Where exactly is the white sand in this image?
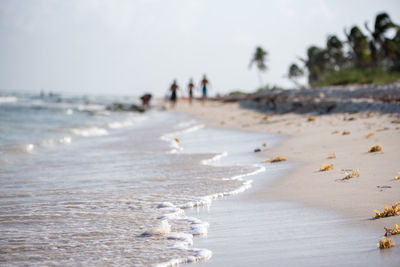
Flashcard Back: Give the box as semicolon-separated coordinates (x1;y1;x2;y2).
173;99;400;231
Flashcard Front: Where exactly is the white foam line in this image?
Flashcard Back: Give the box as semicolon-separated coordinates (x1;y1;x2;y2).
149;203;212;267
201;151;228;165
160;124;205;154
150;163;266;266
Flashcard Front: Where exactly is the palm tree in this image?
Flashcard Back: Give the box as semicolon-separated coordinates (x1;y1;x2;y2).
249;46;268;88
288;63;304;88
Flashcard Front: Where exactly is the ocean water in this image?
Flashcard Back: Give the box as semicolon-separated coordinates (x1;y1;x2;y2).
0;92;281;266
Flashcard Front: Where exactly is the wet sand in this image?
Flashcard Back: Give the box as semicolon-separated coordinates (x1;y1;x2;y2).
173;99;400;262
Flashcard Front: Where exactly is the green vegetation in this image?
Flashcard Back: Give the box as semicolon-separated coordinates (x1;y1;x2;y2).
312;67;400;86
289;12;400;87
249;46;268;87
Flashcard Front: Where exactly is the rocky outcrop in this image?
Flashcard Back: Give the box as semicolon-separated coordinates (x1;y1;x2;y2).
233;83;400;114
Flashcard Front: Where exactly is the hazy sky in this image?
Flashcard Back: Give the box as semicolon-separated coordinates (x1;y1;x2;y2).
0;0;399;96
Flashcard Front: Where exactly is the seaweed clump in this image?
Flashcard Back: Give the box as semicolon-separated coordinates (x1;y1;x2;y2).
384;224;400;237
343;169;360;180
320;164;333;172
373;202;400;219
263;157;287;163
378;237;394;249
368;145;383;153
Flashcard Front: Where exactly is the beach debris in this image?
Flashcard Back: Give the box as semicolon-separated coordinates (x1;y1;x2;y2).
344;117;356;121
368;145;383;153
307;117;316;122
331;130;339;134
373;202;399;219
327;153;336;159
263;157;287;163
376;127;389;132
366;132;374;139
396;172;400;180
342;169;360;180
392;120;400;124
384;224;400;236
262;115;269;120
262;142;267;148
396;126;400;130
378;237;394;249
220;121;225;125
342;131;351;135
320;164;333;172
254;148;261;153
174;138;180;143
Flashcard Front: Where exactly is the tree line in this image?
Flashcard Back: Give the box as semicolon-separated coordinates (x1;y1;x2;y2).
289;12;400;87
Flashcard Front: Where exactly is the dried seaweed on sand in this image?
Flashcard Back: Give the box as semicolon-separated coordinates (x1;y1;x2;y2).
373;202;400;219
378;237;394;249
174;138;180;143
342;131;351;135
307;117;316;122
342;169;360;180
327;153;336;159
384;224;400;237
320;164;333;172
262;142;267;147
263;157;287;163
368;145;383;153
365;132;374;139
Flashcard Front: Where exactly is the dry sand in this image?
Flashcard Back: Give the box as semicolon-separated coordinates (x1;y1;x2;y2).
173;99;400;232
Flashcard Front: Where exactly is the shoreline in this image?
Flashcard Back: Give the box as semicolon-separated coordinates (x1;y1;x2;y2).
172;99;400;232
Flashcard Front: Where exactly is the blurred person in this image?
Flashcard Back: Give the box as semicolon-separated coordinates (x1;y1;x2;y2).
187;78;195;104
200;74;210;104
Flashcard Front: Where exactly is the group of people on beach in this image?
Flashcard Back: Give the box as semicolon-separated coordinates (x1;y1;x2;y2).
169;75;210;107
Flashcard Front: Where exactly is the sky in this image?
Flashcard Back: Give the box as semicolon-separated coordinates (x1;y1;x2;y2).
0;0;399;97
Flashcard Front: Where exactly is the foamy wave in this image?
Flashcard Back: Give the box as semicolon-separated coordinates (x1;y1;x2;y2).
151;202;212;267
0;96;17;103
108;115;147;129
63;109;74;115
58;136;72;144
76;104;105;112
25;144;35;152
70;127;109;137
142;220;171;236
160;123;205;153
153;248;212;267
201;151;228;165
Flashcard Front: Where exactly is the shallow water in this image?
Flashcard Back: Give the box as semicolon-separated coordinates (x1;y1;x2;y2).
1;93;282;266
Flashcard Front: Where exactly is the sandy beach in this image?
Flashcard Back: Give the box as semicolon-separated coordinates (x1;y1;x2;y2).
174;99;400;233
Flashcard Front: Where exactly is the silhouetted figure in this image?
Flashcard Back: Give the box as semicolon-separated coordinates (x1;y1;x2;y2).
140;93;152;110
169;80;179;108
200;75;210;104
187;78;195;104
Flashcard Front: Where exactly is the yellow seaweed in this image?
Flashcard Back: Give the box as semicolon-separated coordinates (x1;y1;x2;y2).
343;169;360;180
373;202;400;219
262;142;267;147
320;164;333;172
263;157;287;163
174;138;180;143
368;145;383;153
327;153;336;159
307;117;316;122
384;224;400;237
366;132;374;139
378;237;394;249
